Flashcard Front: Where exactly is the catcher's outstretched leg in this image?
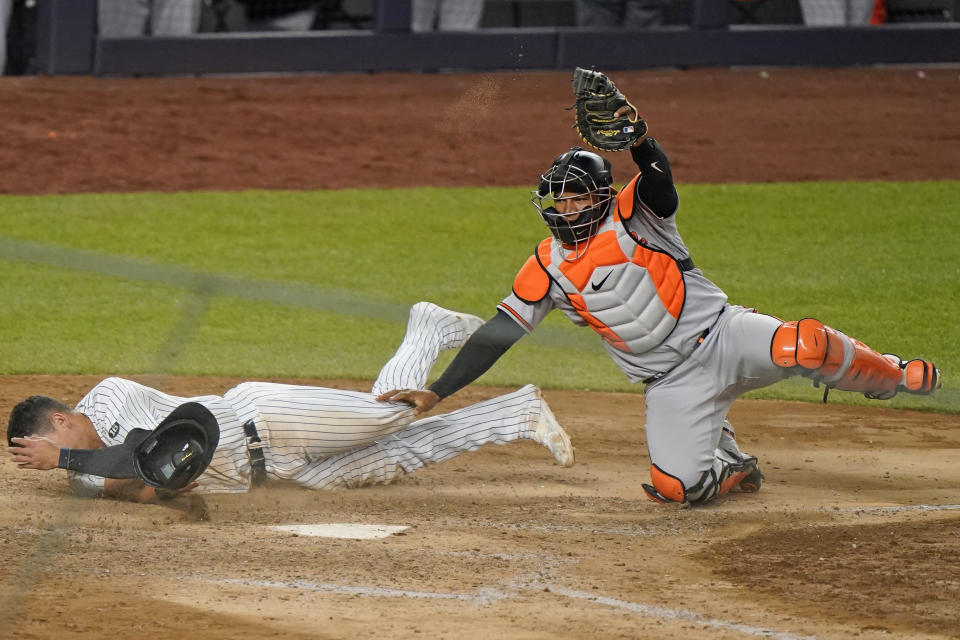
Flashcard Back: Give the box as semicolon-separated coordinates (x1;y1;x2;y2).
771;318;941;399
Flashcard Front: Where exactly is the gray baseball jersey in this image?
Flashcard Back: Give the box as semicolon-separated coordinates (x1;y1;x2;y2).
500;174;727;383
496;172;781;489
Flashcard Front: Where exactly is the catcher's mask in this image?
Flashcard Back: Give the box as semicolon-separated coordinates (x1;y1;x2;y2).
131;402;220;490
531;147;614;260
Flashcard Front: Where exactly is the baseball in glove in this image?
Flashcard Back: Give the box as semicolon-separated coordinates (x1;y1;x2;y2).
571;67;648;152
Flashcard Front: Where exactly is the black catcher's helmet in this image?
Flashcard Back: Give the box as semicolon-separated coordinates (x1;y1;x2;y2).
531;147;615;255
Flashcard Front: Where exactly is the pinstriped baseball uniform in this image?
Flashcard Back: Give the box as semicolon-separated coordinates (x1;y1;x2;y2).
68;303;567;496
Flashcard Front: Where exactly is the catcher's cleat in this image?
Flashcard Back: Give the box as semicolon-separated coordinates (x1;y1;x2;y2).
733;465;764;494
863;355;942;400
533;393;575;467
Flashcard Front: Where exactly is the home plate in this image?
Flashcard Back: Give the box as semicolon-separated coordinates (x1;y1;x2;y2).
270;524;410;540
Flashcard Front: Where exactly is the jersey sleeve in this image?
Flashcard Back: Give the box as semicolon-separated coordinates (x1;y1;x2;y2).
630;138;679;219
498;254;556;332
74;378;137;445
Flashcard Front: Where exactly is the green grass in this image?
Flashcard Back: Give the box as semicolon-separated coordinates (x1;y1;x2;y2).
1;181;957;413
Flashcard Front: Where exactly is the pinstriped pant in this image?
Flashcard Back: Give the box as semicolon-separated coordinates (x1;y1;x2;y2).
222;308;544;490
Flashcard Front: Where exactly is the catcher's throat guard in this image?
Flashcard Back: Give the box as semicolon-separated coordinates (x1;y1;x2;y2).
57;402;220;491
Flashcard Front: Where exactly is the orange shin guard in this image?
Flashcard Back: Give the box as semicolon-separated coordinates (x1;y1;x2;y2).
771;318;903;398
644;454;762;505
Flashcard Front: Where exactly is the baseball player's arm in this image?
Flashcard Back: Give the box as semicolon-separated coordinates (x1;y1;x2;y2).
9;436;195;503
102;478;198;502
104;478;161;502
104;478;207;519
431;311;526;396
630;138;678;219
377;311;526;414
8;436;60;469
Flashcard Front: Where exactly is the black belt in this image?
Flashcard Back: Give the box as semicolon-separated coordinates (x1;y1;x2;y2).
243;420;267;488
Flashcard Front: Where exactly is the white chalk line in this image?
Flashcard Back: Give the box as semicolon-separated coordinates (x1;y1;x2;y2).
206;577;814;639
215;577;507;605
839;503;960;514
540;584;816;640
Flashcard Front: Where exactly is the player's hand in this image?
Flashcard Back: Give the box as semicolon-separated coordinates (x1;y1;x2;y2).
7;436;61;470
155;482;199;500
154;484;209;521
614;104;637;120
376;389;440;416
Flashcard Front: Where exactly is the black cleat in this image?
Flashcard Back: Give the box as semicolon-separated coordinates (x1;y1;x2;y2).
736;465;764;493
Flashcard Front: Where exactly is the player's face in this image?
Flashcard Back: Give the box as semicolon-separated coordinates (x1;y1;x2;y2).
46;413;91;449
554;191;598;221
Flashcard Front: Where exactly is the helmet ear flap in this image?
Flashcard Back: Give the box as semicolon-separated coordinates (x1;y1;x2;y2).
599;156;612;184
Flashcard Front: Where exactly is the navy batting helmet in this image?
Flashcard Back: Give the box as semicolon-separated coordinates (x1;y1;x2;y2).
131;402;220;490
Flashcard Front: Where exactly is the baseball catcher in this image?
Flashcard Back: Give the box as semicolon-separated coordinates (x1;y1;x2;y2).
381;68;942;507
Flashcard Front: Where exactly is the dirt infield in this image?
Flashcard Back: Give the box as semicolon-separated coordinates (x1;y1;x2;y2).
2;67;959;194
1;68;959;639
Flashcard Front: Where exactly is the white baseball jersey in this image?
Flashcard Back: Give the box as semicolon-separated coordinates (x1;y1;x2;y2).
68;303;551;496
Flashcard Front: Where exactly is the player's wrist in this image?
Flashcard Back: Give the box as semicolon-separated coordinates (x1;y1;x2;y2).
57;447;71;470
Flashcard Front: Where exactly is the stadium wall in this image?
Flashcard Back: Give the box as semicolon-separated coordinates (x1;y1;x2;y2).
36;0;960;77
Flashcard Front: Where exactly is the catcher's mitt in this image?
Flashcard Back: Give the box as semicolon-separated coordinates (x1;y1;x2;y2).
571;67;647;152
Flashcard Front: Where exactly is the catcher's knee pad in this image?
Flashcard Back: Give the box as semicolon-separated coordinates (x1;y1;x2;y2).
770;318;926;399
642;465;688;504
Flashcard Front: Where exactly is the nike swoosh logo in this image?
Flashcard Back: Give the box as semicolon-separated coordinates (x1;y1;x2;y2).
650;161;664;173
591;271;613;291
